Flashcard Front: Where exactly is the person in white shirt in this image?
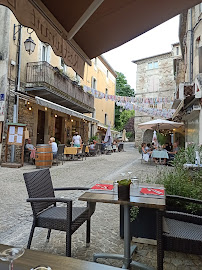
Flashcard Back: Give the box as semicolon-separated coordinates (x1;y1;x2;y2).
49;137;58;158
72;131;82;147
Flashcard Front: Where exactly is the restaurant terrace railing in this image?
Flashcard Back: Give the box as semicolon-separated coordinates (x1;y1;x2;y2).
26;61;94;113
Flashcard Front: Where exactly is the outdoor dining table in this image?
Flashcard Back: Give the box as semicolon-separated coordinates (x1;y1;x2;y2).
79;183;165;269
152;149;169;159
0;244;121;270
64;146;81;160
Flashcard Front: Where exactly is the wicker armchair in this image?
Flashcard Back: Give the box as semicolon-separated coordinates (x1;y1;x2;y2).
23;168;95;257
157;195;202;270
56;144;65;165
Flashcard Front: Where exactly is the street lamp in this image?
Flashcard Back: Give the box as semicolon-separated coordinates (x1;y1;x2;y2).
14;25;36;55
24;36;36;55
24;28;36;55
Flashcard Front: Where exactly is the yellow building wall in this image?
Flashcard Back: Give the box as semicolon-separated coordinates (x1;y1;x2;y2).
81;58;116;127
9;13;62;83
8;12;116;128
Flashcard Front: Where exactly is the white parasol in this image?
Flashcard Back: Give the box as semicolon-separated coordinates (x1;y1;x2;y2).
138;119;184;131
104;125;112;144
152;130;159;148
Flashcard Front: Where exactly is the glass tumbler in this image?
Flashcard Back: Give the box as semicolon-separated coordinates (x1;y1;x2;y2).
113;181;118;194
30;266;52;270
131;177;139;195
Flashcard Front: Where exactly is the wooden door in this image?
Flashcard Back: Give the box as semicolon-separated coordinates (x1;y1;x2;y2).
37;110;45;144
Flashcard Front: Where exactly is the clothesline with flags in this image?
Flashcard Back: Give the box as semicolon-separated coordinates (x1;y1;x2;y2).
116;101;175;119
83;85;176;118
83;85;174;104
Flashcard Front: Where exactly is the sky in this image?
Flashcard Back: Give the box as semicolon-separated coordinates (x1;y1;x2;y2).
103;15;180;91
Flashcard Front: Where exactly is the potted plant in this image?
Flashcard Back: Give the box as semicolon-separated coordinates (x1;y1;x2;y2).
117;179;132;201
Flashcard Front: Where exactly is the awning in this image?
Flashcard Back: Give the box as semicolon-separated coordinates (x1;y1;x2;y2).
35;96;98;123
172;100;184;119
0;0;201;77
98;123;119;134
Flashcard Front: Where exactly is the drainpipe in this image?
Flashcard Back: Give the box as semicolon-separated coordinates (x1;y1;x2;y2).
11;24;22;162
188;8;193;83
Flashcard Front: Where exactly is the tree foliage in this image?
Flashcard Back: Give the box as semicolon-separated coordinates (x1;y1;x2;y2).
115;72;135;131
116;72;134;97
116;110;135;132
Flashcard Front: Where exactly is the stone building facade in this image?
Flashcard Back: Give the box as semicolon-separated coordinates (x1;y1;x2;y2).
133;45;181;146
173;4;202;146
0;6;116;163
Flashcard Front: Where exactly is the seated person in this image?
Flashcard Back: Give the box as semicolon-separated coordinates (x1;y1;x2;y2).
145;143;151;151
151;142;155;151
89;142;96;156
49;137;58;159
101;140;106;154
112;140;118;152
141;143;152;162
25;138;36;161
168;142;179;160
165;143;171;151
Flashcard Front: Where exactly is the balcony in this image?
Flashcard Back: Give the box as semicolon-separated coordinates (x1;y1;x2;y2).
26;61;94;113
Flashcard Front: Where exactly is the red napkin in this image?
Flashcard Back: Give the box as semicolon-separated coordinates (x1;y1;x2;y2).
91;184;114;190
140;188;164;196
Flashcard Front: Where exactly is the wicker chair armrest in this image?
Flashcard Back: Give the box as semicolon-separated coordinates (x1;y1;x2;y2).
165;210;202;225
53;187;90;191
166;195;202;205
27;197;72;203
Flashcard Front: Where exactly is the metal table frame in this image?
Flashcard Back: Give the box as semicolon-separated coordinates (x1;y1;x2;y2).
79;187;165;270
93;203;152;269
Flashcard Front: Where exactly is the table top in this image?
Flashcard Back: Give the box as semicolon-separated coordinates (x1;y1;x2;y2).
64;147;81;155
79;183;165;210
0;244;121;270
152;150;169;159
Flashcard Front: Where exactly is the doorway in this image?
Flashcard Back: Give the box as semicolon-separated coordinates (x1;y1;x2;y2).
37;110;45;144
55;116;63;143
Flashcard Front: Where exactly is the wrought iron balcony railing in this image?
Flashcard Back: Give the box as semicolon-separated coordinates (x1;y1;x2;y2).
26;61;94;113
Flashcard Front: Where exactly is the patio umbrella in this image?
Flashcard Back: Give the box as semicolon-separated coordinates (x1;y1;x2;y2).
138;119;184;131
104;125;112;144
152;130;159;148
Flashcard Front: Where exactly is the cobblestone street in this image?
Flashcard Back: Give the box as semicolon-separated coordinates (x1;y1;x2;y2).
0;143;201;269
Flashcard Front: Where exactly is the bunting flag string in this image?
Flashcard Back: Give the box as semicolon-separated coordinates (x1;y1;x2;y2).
116;102;175;119
83;85;175;118
83;85;174;104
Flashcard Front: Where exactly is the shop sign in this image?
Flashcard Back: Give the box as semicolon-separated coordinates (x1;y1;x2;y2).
0;94;4;101
0;0;85;78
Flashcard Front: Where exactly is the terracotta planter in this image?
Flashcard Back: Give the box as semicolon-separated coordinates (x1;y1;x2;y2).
118;185;130;201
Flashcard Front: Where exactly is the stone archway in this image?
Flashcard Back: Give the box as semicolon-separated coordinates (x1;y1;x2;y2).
143;129;153;143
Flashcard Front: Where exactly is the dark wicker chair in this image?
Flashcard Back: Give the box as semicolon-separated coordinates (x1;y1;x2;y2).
94;143;101;156
118;143;124;152
76;144;86;161
56;144;65;165
23;168;95;257
157;195;202;270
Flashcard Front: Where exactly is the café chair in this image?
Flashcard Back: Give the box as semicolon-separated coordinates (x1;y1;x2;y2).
23;168;96;257
76;144;86;161
56;144;65;165
157;195;202;270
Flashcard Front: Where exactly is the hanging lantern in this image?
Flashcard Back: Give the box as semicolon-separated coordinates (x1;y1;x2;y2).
24;36;36;55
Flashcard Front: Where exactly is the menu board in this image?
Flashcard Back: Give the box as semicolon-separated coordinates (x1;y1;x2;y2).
7;125;24;145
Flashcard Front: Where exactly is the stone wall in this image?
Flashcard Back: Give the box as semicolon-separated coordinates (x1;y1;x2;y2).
134;52;176;146
0;6;11;162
